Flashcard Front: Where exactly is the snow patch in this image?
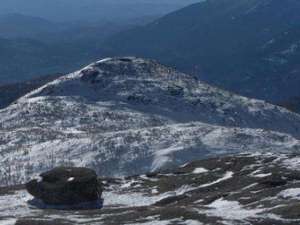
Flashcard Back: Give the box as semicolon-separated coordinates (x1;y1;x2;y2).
0;218;17;225
96;58;112;63
199;171;233;188
0;191;32;218
278;188;300;200
252;173;272;178
184;220;203;225
282;157;300;171
151;145;185;171
130;220;173;225
67;177;75;182
205;198;264;220
192;168;208;174
102;191;159;207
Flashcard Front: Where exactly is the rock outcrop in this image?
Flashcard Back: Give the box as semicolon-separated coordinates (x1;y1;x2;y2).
2;153;300;224
26;167;102;209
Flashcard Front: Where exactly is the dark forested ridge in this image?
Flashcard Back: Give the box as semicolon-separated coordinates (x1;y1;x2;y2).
1;0;300;103
0;1;200;84
279;97;300;113
0;14;131;84
0;73;62;109
0;0;200;22
0;36;100;84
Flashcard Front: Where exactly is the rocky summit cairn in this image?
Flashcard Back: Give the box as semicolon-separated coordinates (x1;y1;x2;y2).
26;167;103;209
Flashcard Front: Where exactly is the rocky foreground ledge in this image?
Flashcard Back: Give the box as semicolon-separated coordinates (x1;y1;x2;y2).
1;152;300;225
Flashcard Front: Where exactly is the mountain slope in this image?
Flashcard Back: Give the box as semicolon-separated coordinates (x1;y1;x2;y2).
2;153;300;225
103;0;300;102
1;57;300;185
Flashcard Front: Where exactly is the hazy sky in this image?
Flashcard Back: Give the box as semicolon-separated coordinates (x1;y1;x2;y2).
0;0;200;22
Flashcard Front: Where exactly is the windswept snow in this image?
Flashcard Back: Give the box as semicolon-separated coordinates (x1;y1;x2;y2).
278;188;300;200
199;171;234;188
102;191;159;207
251;173;272;178
192;167;208;174
205;198;264;220
1;153;300;225
282;157;300;171
1;57;300;185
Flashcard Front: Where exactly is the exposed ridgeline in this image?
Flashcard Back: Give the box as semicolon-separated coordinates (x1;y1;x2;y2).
104;0;300;102
0;57;300;185
0;37;96;84
279;97;300;114
0;74;62;109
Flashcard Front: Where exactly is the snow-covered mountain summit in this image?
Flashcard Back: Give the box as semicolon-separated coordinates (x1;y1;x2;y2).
1;57;300;185
16;57;300;135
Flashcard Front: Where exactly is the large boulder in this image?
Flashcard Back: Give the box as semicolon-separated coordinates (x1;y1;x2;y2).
26;167;102;208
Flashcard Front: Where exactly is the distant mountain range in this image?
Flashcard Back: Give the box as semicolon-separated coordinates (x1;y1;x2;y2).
1;57;300;186
0;13;132;84
103;0;300;103
0;13;157;41
0;13;61;39
0;73;61;109
0;0;200;23
279;97;300;113
1;0;300;104
0;36;98;84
